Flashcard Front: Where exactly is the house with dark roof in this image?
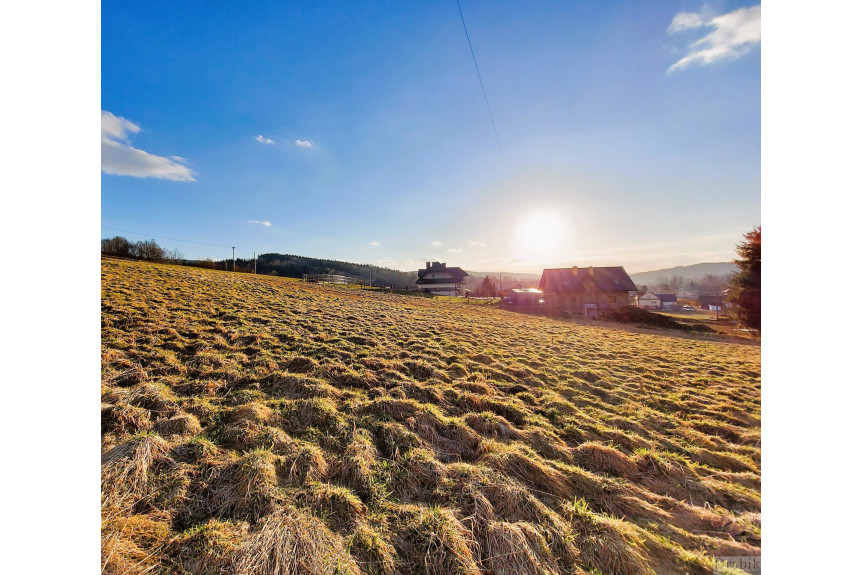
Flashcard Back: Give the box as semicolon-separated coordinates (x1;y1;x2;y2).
539;266;637;313
415;262;469;296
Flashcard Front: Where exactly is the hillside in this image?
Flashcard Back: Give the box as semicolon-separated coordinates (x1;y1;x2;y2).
223;253;418;288
629;263;738;289
102;259;760;575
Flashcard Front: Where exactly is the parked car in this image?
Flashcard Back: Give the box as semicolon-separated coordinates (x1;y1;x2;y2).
681;305;694;311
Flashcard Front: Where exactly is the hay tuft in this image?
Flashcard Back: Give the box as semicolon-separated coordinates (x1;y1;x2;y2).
232;507;361;575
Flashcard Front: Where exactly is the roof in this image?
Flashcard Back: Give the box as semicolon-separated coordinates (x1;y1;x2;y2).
539;266;637;293
416;261;469;282
656;293;677;303
509;288;542;294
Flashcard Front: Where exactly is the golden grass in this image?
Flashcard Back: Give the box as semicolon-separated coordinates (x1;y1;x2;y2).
102;259;760;573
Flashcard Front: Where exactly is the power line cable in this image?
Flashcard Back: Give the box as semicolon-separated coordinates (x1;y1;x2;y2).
456;0;504;160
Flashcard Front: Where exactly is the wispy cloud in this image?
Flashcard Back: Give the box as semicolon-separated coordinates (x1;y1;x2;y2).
369;241;380;246
668;12;705;33
255;134;274;144
431;241;443;247
295;139;314;148
467;240;486;247
248;220;272;227
101;111;195;181
667;5;761;73
446;248;463;254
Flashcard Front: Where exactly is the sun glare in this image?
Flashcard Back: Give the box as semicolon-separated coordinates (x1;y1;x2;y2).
515;211;566;259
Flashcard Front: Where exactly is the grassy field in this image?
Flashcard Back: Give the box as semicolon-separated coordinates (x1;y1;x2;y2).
102;259;760;575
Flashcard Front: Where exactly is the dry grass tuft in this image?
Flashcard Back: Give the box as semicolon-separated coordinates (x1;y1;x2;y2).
562;498;652;575
482;449;574;500
298;482;367;531
197;449;282;522
286;355;318;373
102;433;174;509
338;430;379;498
481;520;560;575
102;510;172;574
278;439;329;485
154;412;202;437
102;403;152;435
232;507;361;575
390;448;447;500
392;505;481;575
572;441;638;477
346;523;397;575
167;518;249;574
231;402;280;425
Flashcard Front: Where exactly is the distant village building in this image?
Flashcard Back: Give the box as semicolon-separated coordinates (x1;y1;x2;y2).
638;292;677;310
698;294;724;311
504;287;543;306
415;262;469;296
539;266;637;314
677;287;697;300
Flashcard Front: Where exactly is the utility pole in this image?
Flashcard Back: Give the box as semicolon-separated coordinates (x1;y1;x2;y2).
232;247;236;272
715;288;720;321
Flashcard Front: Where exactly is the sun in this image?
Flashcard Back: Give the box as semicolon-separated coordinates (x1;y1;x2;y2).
515;211;566;258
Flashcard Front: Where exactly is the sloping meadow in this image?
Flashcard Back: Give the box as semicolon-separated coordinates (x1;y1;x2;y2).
102;259;760;575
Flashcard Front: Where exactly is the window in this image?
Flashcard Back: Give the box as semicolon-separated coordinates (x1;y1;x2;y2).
608;295;617;303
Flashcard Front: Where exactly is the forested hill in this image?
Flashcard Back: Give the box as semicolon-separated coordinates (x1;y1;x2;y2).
240;253;418;288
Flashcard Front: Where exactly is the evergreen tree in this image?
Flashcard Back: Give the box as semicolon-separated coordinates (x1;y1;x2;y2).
480;276;497;297
730;226;761;331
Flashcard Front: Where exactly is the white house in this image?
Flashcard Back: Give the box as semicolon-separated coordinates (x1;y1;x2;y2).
637;292;662;310
415;262;469;296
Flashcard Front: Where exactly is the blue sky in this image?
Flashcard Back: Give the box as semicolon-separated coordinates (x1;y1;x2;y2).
102;1;760;274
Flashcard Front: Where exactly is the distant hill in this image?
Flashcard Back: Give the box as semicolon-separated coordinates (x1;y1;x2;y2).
222;253;418;288
629;262;738;288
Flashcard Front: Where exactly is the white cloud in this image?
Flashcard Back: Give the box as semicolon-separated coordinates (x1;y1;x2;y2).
467;240;486;247
248;220;272;227
667;5;761;73
369;241;380;246
668;12;704;33
101;111;195;181
431;241;443;247
446;248;463;254
255;135;274;144
295;139;314;148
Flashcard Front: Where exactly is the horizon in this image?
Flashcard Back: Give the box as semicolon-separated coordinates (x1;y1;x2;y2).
102;1;760;276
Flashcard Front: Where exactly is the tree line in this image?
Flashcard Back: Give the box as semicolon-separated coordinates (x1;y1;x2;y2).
101;236;184;263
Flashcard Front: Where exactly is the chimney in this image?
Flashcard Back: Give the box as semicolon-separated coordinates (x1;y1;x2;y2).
572;266;578;276
426;262;431;269
441;262;446;268
589;266;594;276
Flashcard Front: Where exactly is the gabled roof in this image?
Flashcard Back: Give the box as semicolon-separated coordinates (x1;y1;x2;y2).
656;293;677;303
416;262;469;282
539;266;637;293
